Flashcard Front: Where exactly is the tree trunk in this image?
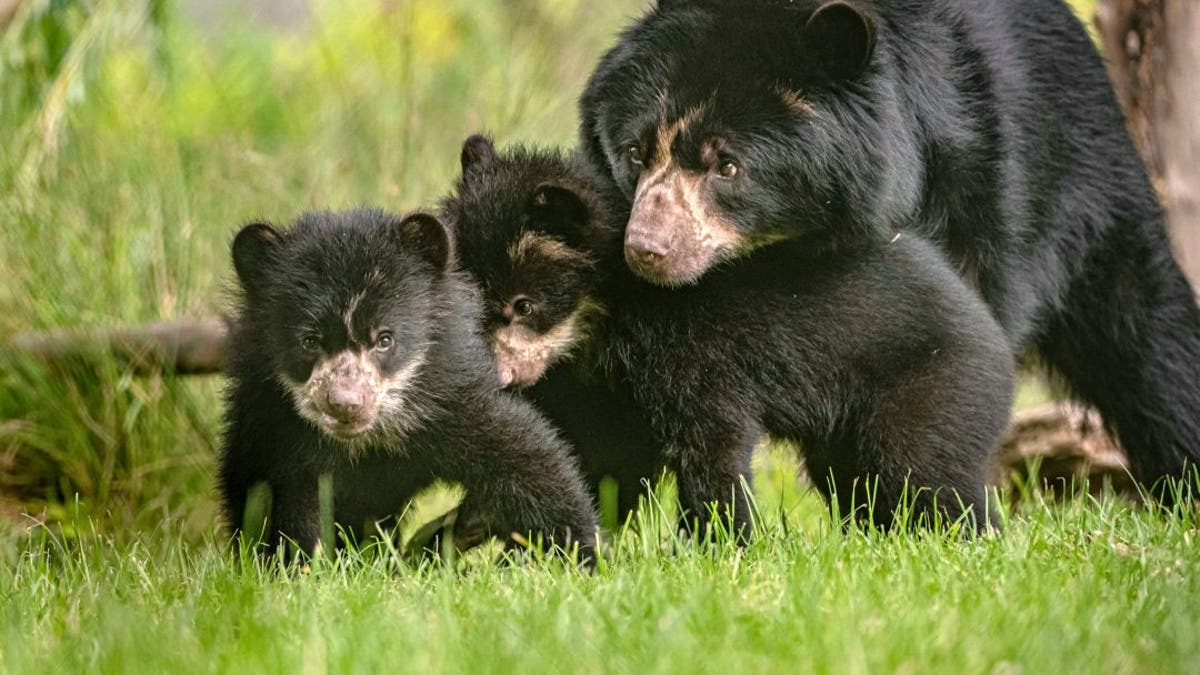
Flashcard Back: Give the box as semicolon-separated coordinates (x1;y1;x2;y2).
0;0;22;30
1096;0;1200;288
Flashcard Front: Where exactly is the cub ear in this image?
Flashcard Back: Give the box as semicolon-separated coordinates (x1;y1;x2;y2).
528;183;591;248
231;222;282;294
460;134;497;173
394;212;452;272
802;1;876;81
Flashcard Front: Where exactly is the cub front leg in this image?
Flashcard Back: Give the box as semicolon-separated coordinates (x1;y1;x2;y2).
263;469;324;559
430;398;600;566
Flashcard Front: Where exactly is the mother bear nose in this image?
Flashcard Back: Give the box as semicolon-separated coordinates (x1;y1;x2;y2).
625;234;671;265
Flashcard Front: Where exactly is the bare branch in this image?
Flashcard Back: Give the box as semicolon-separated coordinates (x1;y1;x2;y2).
6;317;230;375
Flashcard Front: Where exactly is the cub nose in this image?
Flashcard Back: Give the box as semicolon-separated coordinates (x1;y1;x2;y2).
326;386;365;422
497;368;515;388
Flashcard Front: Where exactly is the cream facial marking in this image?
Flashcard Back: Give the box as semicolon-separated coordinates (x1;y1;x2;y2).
508;232;595;267
626;170;743;285
341;270;387;336
370;349;435;446
624;94;755;284
490;304;593;388
281;350;381;437
773;85;816;118
342;290;366;336
639;98;714;184
279;341;432;454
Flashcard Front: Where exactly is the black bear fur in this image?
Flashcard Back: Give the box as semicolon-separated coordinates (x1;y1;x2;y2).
443;139;666;523
580;0;1200;502
219;208;597;560
446;137;1015;536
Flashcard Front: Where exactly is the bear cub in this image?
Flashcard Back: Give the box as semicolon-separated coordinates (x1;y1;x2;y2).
442;136;665;523
448;136;1016;537
219;207;597;561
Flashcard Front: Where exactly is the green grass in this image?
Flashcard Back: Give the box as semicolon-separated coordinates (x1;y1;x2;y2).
2;486;1198;674
8;1;1198;673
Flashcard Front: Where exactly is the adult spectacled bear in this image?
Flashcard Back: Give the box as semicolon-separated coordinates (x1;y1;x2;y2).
580;0;1200;505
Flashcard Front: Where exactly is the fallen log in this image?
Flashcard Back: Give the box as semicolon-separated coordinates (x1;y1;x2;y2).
6;317;230;376
992;401;1133;498
5;317;1132;494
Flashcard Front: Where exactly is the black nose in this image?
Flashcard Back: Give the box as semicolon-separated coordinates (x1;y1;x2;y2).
326;386;365;422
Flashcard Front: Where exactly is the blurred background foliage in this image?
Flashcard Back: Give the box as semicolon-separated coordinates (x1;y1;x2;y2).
0;0;1096;539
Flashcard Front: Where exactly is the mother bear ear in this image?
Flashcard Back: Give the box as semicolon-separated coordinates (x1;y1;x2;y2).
801;1;877;82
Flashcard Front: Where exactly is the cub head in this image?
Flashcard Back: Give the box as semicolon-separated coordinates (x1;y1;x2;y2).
582;0;905;286
231;208;451;448
444;135;609;388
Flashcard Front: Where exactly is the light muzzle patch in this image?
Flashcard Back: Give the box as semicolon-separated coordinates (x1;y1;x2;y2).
281;348;428;448
625;167;743;286
490;306;591;388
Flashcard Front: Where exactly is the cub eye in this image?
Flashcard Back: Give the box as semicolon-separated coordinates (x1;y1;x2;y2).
375;332;395;351
513;298;535;318
626;144;644;167
301;335;321;352
717;159;740;179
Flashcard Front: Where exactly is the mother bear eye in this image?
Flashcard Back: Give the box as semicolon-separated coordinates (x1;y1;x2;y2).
626;144;644;167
